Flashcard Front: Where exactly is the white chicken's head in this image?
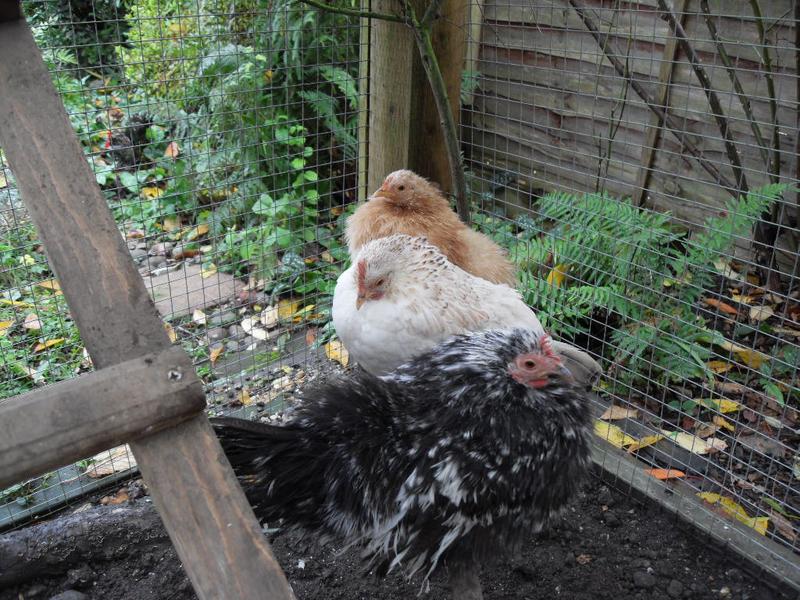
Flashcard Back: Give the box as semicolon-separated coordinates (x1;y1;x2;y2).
352;234;442;310
370;169;441;208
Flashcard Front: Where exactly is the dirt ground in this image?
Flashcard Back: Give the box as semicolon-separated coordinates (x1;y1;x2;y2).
2;475;794;600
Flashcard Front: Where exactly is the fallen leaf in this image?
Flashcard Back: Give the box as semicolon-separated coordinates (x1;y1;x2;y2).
731;294;754;305
163;215;182;232
600;405;639;421
660;430;727;455
697;492;769;535
696;397;741;414
695;424;719;439
749;305;775;322
712;415;736;432
704;298;738;315
645;468;686;480
769;511;797;542
240;316;269;340
272;375;294;391
711;380;745;394
324;340;350;367
34;338;65;352
23;313;42;330
140;186;164;199
0;298;33;308
192;309;207;325
292;304;316;323
575;554;592;565
773;326;800;339
126;229;145;239
238;388;253;405
260;305;279;328
736;433;786;458
321;250;335;263
305;328;318;346
164;141;180;158
100;488;130;505
546;264;570;287
594;420;637;449
706;360;733;374
86;445;137;478
0;172;6;188
0;321;12;337
714;259;748;283
201;263;217;278
716;340;767;369
794;457;800;480
164;322;177;343
209;345;224;364
36;279;61;292
626;434;665;453
184;223;210;241
277;299;301;321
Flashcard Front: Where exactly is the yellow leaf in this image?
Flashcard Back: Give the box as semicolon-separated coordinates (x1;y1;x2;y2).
20;254;35;267
201;263;217;278
185;223;210;241
697;397;742;414
163;215;182;232
594;420;637;449
731;294;754;305
239;388;252;405
164;141;180;158
716;339;767;369
264;69;274;82
292;304;316;323
164;322;177;343
713;415;736;432
600;405;639;421
0;298;32;308
706;360;733;374
277;299;301;321
321;251;334;263
36;279;61;292
546;264;570;287
210;345;224;364
34;338;65;352
0;321;13;336
324;340;350;367
661;430;727;454
627;434;665;453
645;468;685;480
140;186;164;199
192;309;207;325
749;305;775;322
697;493;769;535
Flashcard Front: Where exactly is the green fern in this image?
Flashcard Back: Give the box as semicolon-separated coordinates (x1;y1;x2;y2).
479;184;787;396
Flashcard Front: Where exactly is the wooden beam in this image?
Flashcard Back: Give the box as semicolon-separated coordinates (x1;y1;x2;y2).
357;0;371;202
0;347;204;489
632;0;690;207
412;0;469;195
0;19;296;600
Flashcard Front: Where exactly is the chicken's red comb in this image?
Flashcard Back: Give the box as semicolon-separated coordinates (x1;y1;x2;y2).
541;334;558;359
356;259;367;287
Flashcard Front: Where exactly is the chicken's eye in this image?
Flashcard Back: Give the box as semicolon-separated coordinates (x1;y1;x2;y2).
397;185;405;192
523;359;536;369
375;277;385;287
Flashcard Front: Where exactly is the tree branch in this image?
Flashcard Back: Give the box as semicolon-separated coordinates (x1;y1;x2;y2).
657;0;749;196
566;0;737;196
298;0;408;24
749;0;781;182
699;0;770;170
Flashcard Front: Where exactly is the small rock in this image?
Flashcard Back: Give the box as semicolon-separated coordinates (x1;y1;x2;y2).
145;254;166;270
226;340;241;352
209;309;237;327
228;324;246;340
667;579;683;598
49;592;89;600
604;511;621;528
597;485;615;507
633;571;657;589
129;247;148;262
240;335;257;349
149;242;173;255
207;327;228;342
66;565;93;587
718;587;731;598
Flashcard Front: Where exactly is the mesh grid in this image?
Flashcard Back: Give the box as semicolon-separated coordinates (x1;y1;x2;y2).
464;0;799;585
1;0;364;528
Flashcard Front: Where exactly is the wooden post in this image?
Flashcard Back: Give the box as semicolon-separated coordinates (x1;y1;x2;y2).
632;0;690;207
365;0;468;197
0;15;296;600
412;0;469;195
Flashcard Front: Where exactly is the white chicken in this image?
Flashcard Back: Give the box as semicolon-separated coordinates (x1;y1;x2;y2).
332;234;601;388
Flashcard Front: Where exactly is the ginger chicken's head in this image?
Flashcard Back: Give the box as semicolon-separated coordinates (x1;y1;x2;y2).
370;169;444;209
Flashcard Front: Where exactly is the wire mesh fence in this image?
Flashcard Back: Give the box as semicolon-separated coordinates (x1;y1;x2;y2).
1;0;799;590
463;0;799;585
0;0;364;527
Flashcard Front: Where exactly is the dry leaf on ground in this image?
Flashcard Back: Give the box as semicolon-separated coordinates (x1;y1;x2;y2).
704;298;738;315
260;305;279;328
661;430;727;455
164;322;177;343
209;345;224;364
192;309;207;325
546;264;570;287
600;405;640;421
749;305;775;322
36;279;61;292
324;340;350;367
0;321;12;337
697;492;769;535
23;313;42;330
769;511;797;543
86;445;137;478
696;397;741;414
594;420;637;449
240;316;269;340
34;338;65;352
712;415;736;432
645;468;686;480
626;434;665;454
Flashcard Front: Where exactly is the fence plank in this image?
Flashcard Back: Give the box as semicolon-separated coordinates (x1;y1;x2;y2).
0;18;296;600
0;347;204;489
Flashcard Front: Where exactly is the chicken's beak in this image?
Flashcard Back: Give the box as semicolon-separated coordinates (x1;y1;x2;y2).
371;189;393;200
356;295;366;310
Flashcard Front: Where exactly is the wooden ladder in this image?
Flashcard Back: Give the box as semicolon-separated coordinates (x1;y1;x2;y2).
0;5;296;598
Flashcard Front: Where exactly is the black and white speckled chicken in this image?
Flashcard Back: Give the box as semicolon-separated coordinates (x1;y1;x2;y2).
212;328;592;599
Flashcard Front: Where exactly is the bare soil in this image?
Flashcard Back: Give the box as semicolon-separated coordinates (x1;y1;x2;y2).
1;475;794;600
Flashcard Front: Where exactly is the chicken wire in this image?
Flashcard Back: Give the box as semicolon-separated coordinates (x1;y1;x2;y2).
463;0;800;588
0;0;365;528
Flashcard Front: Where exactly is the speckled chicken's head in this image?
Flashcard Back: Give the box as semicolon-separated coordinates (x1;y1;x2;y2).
353;234;446;310
386;328;580;409
370;169;444;209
